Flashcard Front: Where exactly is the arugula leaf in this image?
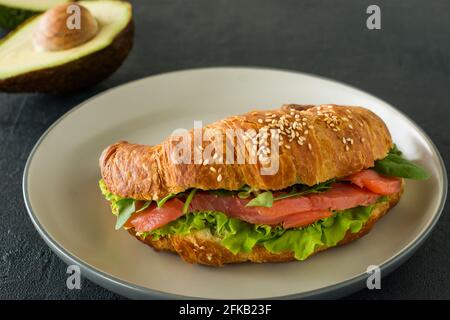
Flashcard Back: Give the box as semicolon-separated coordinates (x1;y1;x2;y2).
390;144;402;156
209;189;234;197
115;199;136;230
237;185;254;199
136;200;151;213
374;146;429;180
273;179;335;201
209;185;254;198
157;193;177;208
246;191;274;207
182;189;197;213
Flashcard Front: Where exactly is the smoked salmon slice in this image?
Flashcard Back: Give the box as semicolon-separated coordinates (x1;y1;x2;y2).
282;210;333;229
127;199;184;232
346;169;402;195
127;183;383;232
125;170;402;233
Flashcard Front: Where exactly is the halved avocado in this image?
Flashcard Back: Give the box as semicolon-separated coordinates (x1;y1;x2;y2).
0;0;71;29
0;1;134;94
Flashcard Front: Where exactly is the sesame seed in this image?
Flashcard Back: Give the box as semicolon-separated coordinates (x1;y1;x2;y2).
308;125;314;129
342;137;347;144
203;159;209;165
348;115;353;119
345;145;350;151
346;109;352;114
218;167;222;173
212;153;218;160
285;145;291;149
210;167;216;172
290;112;295;116
302;118;307;122
359;122;364;127
217;174;222;182
348;124;354;129
361;137;365;142
258;119;263;123
308;143;312;150
265;112;272;116
342;117;349;122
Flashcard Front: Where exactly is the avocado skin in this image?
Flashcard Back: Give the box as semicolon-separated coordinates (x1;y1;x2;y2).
0;5;39;29
0;20;134;94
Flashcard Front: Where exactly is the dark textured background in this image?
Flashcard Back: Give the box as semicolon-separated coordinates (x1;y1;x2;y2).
0;0;449;299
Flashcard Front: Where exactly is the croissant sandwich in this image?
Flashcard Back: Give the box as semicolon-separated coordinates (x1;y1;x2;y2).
99;104;429;266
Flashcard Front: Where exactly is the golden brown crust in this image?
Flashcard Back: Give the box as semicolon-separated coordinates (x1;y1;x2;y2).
101;104;392;200
128;187;402;266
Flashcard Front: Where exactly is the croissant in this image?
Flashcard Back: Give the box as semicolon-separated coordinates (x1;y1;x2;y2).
100;104;392;200
99;104;407;266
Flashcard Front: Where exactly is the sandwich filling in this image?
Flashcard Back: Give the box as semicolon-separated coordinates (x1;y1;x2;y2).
99;146;428;260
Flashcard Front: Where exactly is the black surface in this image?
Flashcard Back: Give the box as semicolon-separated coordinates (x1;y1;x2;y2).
0;0;449;299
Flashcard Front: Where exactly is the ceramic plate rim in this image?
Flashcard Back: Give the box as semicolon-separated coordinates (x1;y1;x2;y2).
23;67;448;299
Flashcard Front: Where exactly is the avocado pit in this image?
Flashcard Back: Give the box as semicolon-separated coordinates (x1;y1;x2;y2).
33;3;98;52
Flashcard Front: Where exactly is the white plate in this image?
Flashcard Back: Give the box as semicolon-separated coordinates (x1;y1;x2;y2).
23;67;447;299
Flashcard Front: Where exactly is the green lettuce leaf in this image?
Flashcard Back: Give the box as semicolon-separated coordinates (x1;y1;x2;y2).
99;179;123;215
